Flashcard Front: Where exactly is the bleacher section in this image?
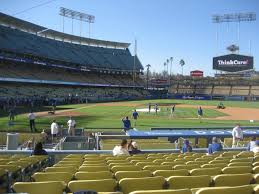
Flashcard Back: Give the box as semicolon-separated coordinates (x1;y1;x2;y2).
3;151;259;194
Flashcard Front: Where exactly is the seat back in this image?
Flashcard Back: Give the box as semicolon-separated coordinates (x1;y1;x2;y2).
195;185;254;194
190;168;221;176
111;165;142;173
13;181;66;194
167;175;211;189
115;170;152;181
153;170;189;178
75;171;113;180
213;173;253;187
222;166;253;174
129;189;192;194
79;165;109;172
68;179;117;192
32;172;73;183
45;167;77;174
119;176;165;194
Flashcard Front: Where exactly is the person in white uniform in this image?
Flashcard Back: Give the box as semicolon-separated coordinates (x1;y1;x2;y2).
67;116;76;136
232;123;243;148
51;120;59;142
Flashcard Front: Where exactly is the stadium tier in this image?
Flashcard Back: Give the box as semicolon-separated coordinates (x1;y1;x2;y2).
2;151;259;193
0;12;147;104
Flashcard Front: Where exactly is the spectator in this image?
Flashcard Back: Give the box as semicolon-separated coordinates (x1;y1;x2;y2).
28;111;36;132
41;129;48;143
232;123;243;148
129;141;141;155
132;110;139;127
32;142;48;155
25;141;33;150
67;116;76;136
252;140;259;154
208;137;223;154
247;136;257;151
182;139;192;153
51;120;59;142
121;116;131;132
113;139;130;156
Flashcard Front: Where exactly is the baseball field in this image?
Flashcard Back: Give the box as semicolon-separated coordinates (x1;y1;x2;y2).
1;99;259;133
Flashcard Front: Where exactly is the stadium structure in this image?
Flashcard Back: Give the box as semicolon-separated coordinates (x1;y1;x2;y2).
1;9;259;194
0;12;149;107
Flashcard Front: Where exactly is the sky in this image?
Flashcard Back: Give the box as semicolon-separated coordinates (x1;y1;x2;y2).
0;0;259;76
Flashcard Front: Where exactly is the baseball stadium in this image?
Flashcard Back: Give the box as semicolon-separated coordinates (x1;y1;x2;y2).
0;1;259;194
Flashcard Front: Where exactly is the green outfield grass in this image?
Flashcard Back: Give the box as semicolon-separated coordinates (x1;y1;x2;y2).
0;99;259;132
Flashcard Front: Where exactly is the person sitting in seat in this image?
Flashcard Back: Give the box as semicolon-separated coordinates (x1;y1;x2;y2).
128;141;141;155
252;140;259;154
208;137;223;154
181;139;192;153
247;136;257;151
113;139;130;156
32;142;48;155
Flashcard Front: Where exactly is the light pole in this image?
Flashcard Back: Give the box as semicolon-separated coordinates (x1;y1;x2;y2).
170;57;173;84
146;64;151;89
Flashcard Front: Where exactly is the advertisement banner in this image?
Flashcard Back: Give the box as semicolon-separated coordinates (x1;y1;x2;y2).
213;54;253;72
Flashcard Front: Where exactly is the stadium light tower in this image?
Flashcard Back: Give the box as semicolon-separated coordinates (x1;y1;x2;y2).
59;7;95;38
212;12;256;55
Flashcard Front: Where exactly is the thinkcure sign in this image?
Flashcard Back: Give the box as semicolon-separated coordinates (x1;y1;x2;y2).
213;54;253;72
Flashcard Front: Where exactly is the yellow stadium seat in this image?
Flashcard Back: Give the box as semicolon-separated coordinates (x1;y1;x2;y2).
68;179;117;192
185;161;207;166
0;165;21;173
13;181;66;194
230;158;253;163
45;167;77;174
167;175;211;189
75;171;113;180
228;162;252;167
190;167;222;176
254;184;259;194
236;151;254;158
136;162;155;168
153;159;166;164
111;165;142;173
115;170;152;181
32;172;73;183
162;161;185;166
109;163;131;168
254;166;259;174
65;154;83;158
209;160;229;164
253;174;259;184
119;176;165;194
79;165;109;172
213;173;253;186
107;160;128;164
173;164;200;170
129;188;192;194
195;158;211;162
201;163;227;168
143;165;172;171
195;185;254;194
153;169;189;178
8;161;32;169
220;151;240;157
222;166;253;174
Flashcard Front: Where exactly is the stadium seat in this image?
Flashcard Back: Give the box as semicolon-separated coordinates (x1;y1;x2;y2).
32;172;73;183
173;164;200;170
136;162;155;168
222;166;253;174
253;174;259;184
236;151;254;158
228;162;252;167
201;163;227;168
167;175;211;189
115;170;152;180
79;165;109;172
68;179;117;192
75;171;113;180
230;158;253;163
254;166;259;174
12;181;66;194
195;185;254;194
190;167;222;176
119;176;165;194
153;169;189;178
143;165;172;171
213;173;253;186
162;161;185;166
111;165;142;173
45;167;77;174
129;189;192;194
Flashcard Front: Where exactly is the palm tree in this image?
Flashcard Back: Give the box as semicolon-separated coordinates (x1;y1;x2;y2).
146;64;151;88
179;59;185;75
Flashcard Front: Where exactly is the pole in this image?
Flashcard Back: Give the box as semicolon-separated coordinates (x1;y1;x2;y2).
216;23;219;56
237;21;240;54
72;18;73;35
62;15;64;33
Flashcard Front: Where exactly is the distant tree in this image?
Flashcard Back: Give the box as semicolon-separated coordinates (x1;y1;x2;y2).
179;59;185;75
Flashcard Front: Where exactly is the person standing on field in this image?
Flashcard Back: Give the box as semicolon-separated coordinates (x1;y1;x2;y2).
197;106;203;122
232;123;243;148
67;116;76;136
28;111;36;132
132;109;139;127
51;120;59;142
